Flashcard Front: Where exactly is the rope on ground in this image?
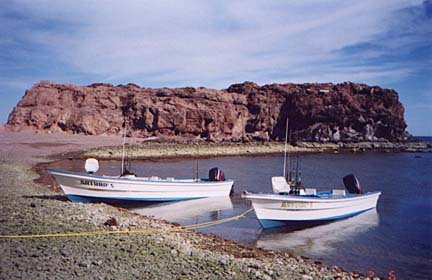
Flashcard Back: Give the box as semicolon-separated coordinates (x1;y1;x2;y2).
0;207;254;239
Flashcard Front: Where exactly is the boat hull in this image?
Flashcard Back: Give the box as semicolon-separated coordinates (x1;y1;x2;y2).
47;168;234;203
243;192;381;229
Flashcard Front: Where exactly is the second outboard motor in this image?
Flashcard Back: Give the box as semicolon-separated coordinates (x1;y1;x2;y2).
343;174;362;194
209;167;226;181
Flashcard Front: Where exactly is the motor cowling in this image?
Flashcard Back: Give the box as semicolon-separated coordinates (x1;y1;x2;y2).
209;167;226;181
343;174;362;194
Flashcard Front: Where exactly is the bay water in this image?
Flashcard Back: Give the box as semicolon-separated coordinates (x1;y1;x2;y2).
53;151;432;279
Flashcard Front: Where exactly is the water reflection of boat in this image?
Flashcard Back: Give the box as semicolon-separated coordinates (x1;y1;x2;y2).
256;208;379;254
126;196;234;223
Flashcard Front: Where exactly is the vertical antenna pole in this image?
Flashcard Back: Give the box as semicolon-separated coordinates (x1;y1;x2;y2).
195;144;199;181
283;118;289;178
295;153;300;184
121;119;127;175
289;156;292;182
298;156;302;183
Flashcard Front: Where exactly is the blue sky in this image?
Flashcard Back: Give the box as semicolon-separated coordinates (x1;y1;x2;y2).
1;0;431;135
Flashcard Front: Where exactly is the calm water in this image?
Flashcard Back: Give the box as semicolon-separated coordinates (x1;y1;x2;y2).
53;152;432;279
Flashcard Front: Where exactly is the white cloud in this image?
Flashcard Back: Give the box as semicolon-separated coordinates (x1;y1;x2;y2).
4;0;428;88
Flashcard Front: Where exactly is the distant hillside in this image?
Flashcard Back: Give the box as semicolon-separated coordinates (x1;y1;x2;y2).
6;80;409;142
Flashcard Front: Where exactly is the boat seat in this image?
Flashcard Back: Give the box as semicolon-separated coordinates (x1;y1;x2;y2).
272;176;291;194
304;188;316;195
332;189;346;196
121;174;136;178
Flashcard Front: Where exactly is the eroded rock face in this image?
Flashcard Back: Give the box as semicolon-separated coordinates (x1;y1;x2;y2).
6;80;409;142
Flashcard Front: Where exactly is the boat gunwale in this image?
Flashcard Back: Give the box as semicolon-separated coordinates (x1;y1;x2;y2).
47;168;234;185
243;191;381;203
59;184;229;193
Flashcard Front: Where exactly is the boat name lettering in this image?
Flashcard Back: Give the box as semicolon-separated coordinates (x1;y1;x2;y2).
280;202;312;208
80;180;113;188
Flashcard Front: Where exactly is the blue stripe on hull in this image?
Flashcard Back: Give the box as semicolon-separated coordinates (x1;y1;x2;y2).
66;195;204;203
259;207;375;229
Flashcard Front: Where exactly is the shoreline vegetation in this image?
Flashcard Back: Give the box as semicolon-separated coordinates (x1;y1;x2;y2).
1;131;430;279
82;140;431;161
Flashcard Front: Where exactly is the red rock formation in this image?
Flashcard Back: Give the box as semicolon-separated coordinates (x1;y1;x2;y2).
6;80;409;142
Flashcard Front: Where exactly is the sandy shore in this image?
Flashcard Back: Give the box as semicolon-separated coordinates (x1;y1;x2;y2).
0;131;399;279
0;131;124;164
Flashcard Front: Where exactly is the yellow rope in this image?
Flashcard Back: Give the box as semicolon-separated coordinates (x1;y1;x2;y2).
186;208;253;229
0;208;253;239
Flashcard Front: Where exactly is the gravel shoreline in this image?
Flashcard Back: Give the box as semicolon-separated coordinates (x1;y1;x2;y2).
0;131;405;279
82;140;429;161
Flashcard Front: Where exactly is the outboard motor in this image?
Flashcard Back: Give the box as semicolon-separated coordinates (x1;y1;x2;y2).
209;167;226;181
85;158;99;174
343;174;363;194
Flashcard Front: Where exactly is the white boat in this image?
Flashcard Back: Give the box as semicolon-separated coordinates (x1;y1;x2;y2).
48;159;233;203
243;183;381;229
48;117;234;203
243;118;381;229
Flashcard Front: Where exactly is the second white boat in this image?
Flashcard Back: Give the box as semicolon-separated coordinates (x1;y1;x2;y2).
243;118;381;229
243;188;380;229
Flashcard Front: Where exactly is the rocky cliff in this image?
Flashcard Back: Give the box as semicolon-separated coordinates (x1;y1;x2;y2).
6;81;409;142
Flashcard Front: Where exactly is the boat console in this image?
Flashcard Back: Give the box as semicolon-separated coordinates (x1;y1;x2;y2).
85;158;99;174
272;176;291;194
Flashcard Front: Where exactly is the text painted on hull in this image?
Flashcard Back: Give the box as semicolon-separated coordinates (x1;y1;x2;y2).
80;180;114;188
280;202;312;209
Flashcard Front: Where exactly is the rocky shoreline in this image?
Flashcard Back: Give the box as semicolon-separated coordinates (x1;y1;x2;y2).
2;131;425;279
82;140;430;161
